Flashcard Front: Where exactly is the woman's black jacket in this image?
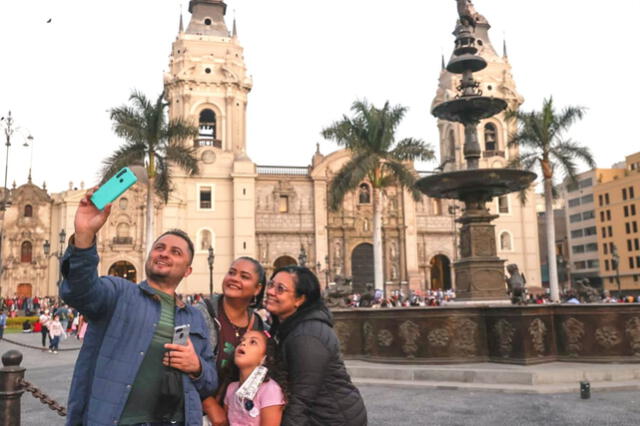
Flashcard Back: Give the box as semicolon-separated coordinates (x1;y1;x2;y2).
274;301;367;426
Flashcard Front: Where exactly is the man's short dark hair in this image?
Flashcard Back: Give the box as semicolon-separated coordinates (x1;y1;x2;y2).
155;229;195;265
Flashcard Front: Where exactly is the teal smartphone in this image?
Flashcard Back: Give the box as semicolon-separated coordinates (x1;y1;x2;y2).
91;167;138;210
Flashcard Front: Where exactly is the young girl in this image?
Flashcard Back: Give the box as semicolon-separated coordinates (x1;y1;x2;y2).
223;330;286;426
47;314;66;353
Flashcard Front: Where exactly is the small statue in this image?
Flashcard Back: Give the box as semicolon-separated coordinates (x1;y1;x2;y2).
573;278;600;303
505;263;526;305
456;0;478;27
324;275;354;308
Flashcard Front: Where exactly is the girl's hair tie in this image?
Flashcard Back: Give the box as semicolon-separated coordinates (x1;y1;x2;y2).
263;330;271;339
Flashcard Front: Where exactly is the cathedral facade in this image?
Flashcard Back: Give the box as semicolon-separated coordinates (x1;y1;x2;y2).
0;1;539;298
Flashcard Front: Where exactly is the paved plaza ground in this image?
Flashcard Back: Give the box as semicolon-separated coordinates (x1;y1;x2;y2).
1;332;639;425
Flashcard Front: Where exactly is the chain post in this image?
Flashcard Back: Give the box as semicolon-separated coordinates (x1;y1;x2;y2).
0;350;25;426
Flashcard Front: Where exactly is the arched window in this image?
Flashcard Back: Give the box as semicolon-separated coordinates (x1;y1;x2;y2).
432;199;443;216
24;205;33;217
199;109;217;141
484;123;497;152
500;232;512;251
199;229;213;251
448;129;456;161
358;183;371;204
21;241;33;263
116;223;130;238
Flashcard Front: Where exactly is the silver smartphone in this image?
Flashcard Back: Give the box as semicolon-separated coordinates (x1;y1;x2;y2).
172;324;190;346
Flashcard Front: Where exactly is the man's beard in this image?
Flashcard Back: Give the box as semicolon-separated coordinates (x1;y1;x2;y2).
145;261;172;284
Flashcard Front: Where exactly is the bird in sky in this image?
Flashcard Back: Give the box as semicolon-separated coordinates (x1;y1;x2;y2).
46;18;52;23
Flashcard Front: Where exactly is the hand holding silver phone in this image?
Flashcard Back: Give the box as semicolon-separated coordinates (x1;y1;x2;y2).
172;324;190;346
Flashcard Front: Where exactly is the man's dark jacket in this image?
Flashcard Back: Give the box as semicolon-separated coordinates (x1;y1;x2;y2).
275;301;367;426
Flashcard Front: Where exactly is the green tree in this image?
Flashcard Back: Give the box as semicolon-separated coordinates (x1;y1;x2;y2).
507;97;595;302
322;100;434;293
102;90;199;254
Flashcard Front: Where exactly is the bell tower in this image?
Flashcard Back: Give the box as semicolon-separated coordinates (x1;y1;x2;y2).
165;0;252;158
163;1;256;290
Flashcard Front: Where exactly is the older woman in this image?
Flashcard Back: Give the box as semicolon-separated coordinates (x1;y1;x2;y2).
197;256;267;426
266;266;367;426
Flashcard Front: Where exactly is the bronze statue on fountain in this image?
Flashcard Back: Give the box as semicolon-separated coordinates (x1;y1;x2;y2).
416;1;536;302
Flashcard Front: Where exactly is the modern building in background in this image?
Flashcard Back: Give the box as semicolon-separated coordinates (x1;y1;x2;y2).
0;1;539;298
594;152;640;295
536;194;568;291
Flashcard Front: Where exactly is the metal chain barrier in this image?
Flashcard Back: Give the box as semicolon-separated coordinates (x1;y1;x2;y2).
0;337;80;352
18;378;67;417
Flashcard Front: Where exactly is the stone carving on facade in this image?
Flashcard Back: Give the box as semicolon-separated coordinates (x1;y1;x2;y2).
562;317;585;356
493;319;515;358
334;321;351;352
450;318;479;356
377;329;394;347
528;318;547;355
428;328;450;348
399;320;421;358
363;322;375;355
595;326;622;349
625;317;640;356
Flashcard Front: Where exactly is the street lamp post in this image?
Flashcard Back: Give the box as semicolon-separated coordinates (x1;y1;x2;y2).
43;229;67;287
611;243;621;298
207;246;215;296
298;245;307;267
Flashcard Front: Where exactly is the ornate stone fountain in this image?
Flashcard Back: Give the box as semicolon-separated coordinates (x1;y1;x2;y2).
416;1;536;301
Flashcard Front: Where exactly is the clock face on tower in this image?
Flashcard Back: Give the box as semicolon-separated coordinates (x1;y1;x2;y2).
202;150;216;164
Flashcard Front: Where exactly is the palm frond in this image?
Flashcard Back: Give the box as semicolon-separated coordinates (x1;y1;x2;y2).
328;153;378;210
165;143;200;176
154;156;172;203
389;138;435;162
99;142;146;184
383;160;423;201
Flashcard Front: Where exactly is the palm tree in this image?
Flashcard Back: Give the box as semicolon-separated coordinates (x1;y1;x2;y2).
322;99;435;293
506;97;595;303
102;90;199;254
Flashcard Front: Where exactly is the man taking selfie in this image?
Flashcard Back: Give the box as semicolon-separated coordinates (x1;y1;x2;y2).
60;188;216;425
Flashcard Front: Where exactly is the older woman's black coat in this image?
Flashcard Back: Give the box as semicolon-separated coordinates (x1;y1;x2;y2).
274;301;367;426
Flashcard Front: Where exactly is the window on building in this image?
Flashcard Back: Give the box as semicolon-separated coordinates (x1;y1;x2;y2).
602;227;607;238
626;222;632;234
598;194;604;206
581;194;594;204
634;275;639;282
630;186;635;199
634;221;639;233
278;195;289;213
574;261;586;270
484;123;497;151
199;186;213;209
610;242;615;252
625;206;630;217
579;178;593;188
605;193;610;204
610;277;614;284
585;243;598;252
628;239;633;251
24;204;33;217
623;188;628;201
571;229;584;238
632;204;637;216
630;257;635;269
570;213;582;223
635;238;640;250
607;226;613;237
433;199;443;216
582;210;595;220
600;211;605;222
605;259;610;271
585;227;597;236
198;109;218;146
358;183;371;204
587;259;599;269
21;241;32;263
604;243;609;254
607;210;612;220
500;232;512;250
498;196;509;214
637;256;640;268
572;245;585;254
568;198;581;208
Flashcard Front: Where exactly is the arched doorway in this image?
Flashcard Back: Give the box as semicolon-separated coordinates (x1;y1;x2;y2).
430;255;452;290
17;283;32;298
351;243;374;294
108;261;137;283
273;256;297;270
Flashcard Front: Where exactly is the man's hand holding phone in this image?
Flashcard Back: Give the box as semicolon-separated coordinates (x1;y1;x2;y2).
74;187;112;249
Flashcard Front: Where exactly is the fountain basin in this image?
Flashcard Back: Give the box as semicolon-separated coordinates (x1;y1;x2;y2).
416;168;536;200
432;96;508;123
